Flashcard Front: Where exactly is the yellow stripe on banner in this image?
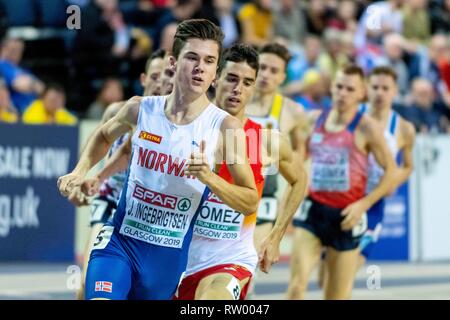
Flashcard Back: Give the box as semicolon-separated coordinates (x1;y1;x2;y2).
270;94;283;121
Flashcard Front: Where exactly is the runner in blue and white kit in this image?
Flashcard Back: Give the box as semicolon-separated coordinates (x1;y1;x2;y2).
58;19;259;300
358;66;415;268
68;49;175;300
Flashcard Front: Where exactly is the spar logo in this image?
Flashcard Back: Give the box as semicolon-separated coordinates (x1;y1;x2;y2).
133;185;177;209
206;192;223;204
177;198;191;212
139;131;162;144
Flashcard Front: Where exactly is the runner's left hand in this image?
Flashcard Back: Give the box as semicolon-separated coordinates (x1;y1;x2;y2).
184;140;213;183
341;200;367;231
258;235;280;274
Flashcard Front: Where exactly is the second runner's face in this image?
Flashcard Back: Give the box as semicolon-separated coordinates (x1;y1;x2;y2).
142;57;165;95
367;74;397;110
175;38;219;96
161;63;175;95
331;71;365;112
256;53;286;94
215;61;257;116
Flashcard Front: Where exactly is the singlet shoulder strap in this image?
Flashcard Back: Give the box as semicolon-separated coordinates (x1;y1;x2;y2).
315;110;329;129
270;94;283;121
348;109;365;133
389;111;398;135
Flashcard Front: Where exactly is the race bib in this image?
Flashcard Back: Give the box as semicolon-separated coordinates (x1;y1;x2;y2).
194;192;244;241
311;146;350;192
120;183;195;249
352;212;368;238
90;198;109;223
257;197;277;221
293;199;313;222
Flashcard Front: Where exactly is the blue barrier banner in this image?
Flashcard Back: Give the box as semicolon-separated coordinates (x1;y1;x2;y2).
0;124;78;261
368;182;410;261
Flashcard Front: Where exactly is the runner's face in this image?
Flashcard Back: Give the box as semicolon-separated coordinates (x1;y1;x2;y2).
256;53;286;94
175;38;219;96
161;61;175;95
367;74;397;109
142;57;165;96
216;61;257;117
331;72;365;112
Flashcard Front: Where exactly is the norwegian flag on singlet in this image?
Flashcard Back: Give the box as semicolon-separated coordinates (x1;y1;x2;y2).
95;281;112;293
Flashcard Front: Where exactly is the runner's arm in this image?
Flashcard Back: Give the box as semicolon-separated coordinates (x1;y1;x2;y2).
80;136;132;197
258;133;307;273
341;117;397;230
267;132;307;241
57;97;141;196
360;118;397;210
97;136;132;182
394;120;416;188
287;100;309;165
203;116;259;215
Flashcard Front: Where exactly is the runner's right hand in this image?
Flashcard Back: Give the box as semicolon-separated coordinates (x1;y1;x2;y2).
68;187;90;207
57;173;84;197
80;176;101;197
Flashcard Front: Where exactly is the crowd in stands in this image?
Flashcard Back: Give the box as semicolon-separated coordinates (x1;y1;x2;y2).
0;0;449;133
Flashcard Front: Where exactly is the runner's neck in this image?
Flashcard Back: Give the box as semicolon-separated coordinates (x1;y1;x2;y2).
166;90;211;125
368;104;391;128
333;106;359;126
251;90;277;114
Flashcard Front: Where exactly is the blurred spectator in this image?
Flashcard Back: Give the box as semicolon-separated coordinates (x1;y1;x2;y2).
397;78;447;133
291;69;331;111
326;0;358;33
273;0;307;46
317;28;350;79
22;83;77;125
354;0;404;53
129;28;153;61
212;0;241;48
238;0;273;48
86;78;124;120
430;0;450;35
304;0;329;36
402;0;431;44
154;0;202;49
160;22;178;52
408;34;449;97
0;79;18;123
120;0;169;28
73;0;130;79
374;33;410;99
286;35;325;85
149;0;173;8
0;38;44;114
340;30;357;63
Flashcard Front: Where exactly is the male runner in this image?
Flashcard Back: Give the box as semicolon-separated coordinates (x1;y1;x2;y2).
245;42;306;251
173;43;307;300
68;48;176;300
58;19;259;300
358;66;415;266
288;65;397;300
316;66;416;290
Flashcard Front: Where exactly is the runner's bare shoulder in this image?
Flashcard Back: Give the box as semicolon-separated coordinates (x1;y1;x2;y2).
116;96;143;129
